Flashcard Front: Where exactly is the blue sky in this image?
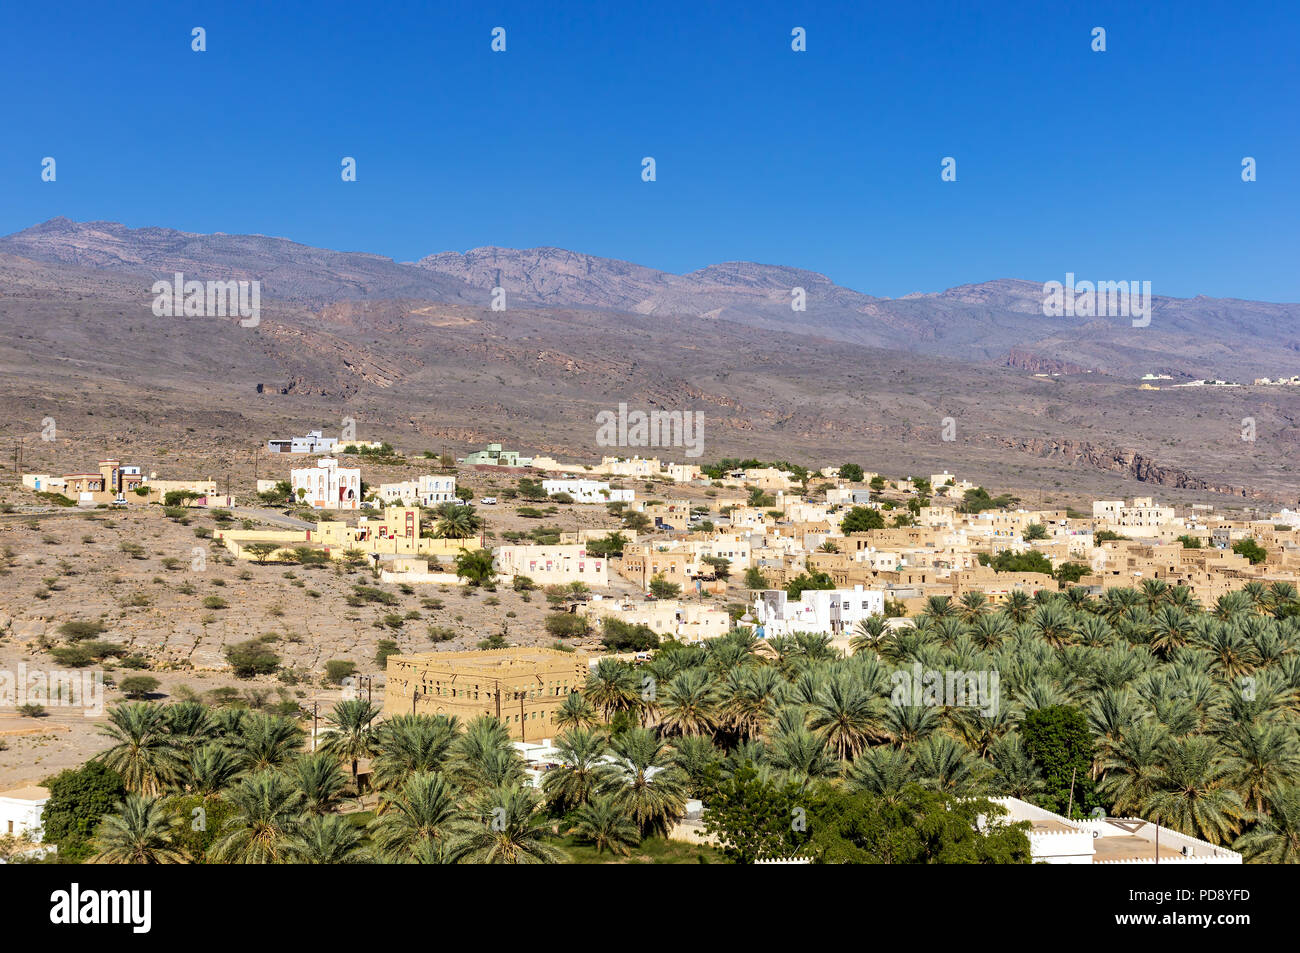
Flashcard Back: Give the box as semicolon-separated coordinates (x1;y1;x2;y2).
2;0;1296;300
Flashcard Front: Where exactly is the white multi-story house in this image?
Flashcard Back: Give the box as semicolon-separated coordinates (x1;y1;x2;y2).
542;479;634;504
493;544;608;587
1093;497;1178;533
752;584;885;639
290;457;360;510
579;596;731;643
267;430;339;454
375;474;457;507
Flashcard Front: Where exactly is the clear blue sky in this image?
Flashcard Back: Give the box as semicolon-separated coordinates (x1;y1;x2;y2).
2;0;1296;300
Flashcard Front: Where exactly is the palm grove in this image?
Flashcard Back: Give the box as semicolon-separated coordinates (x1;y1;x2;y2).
28;578;1300;863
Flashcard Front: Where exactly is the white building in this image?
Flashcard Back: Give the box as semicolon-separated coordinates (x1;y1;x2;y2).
290;457;361;510
267;430;338;454
1093;497;1177;533
0;785;48;842
375;474;457;507
752;584;885;639
825;486;872;508
543;479;634;504
579;595;731;643
493;544;609;587
990;798;1242;865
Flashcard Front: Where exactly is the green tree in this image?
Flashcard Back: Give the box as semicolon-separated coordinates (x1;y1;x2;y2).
649;575;682;599
41;762;127;863
454;548;497;587
808;786;1032;864
838;463;864;482
1233;538;1268;565
1020;705;1099;817
841;506;884;533
703;763;813;863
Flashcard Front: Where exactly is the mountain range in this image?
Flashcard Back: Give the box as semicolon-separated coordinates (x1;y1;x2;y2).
0;217;1296;506
4;217;1297;379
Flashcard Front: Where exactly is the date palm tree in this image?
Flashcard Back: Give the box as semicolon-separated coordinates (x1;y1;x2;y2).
1139;578;1171;612
718;665;784;742
320;698;381;791
584;659;640;723
657;668;718;737
431;501;483;539
912;734;984;795
368;770;461;862
541;727;614;813
96;703;182;796
286;814;367;863
605;728;688;837
1029;603;1075;649
844;745;913;803
969;612;1014;650
807;670;884;760
1149;605;1193;657
1233;786;1300;863
92;794;185;864
1220;721;1300;815
212;771;304;864
290;751;348;815
880;703;942;747
766;723;837;784
371;713;459;792
163;701;216;747
669;734;722;795
988;734;1045;799
449;785;566;864
1098;720;1169;814
1003;590;1034;625
1265;582;1299;619
235;712;307;774
957;591;990;622
448;716;525;793
850;615;890;653
554;692;598;732
185;743;243;800
1140;735;1245;846
572;794;641;857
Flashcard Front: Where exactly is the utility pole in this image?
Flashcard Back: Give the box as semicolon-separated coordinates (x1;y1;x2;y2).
312;702;318;752
1066;765;1077;818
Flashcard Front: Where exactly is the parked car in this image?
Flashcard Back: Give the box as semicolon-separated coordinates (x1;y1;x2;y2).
479;497;498;505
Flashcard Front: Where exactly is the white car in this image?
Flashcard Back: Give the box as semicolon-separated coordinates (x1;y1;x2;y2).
479;497;498;505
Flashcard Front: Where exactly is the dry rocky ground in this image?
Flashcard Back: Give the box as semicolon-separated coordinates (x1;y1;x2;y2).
0;466;733;788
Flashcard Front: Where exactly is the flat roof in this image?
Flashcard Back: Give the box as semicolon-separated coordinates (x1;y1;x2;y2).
0;785;50;801
1093;836;1183;862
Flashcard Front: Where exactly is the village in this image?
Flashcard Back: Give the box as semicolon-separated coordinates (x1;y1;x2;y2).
2;424;1298;864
